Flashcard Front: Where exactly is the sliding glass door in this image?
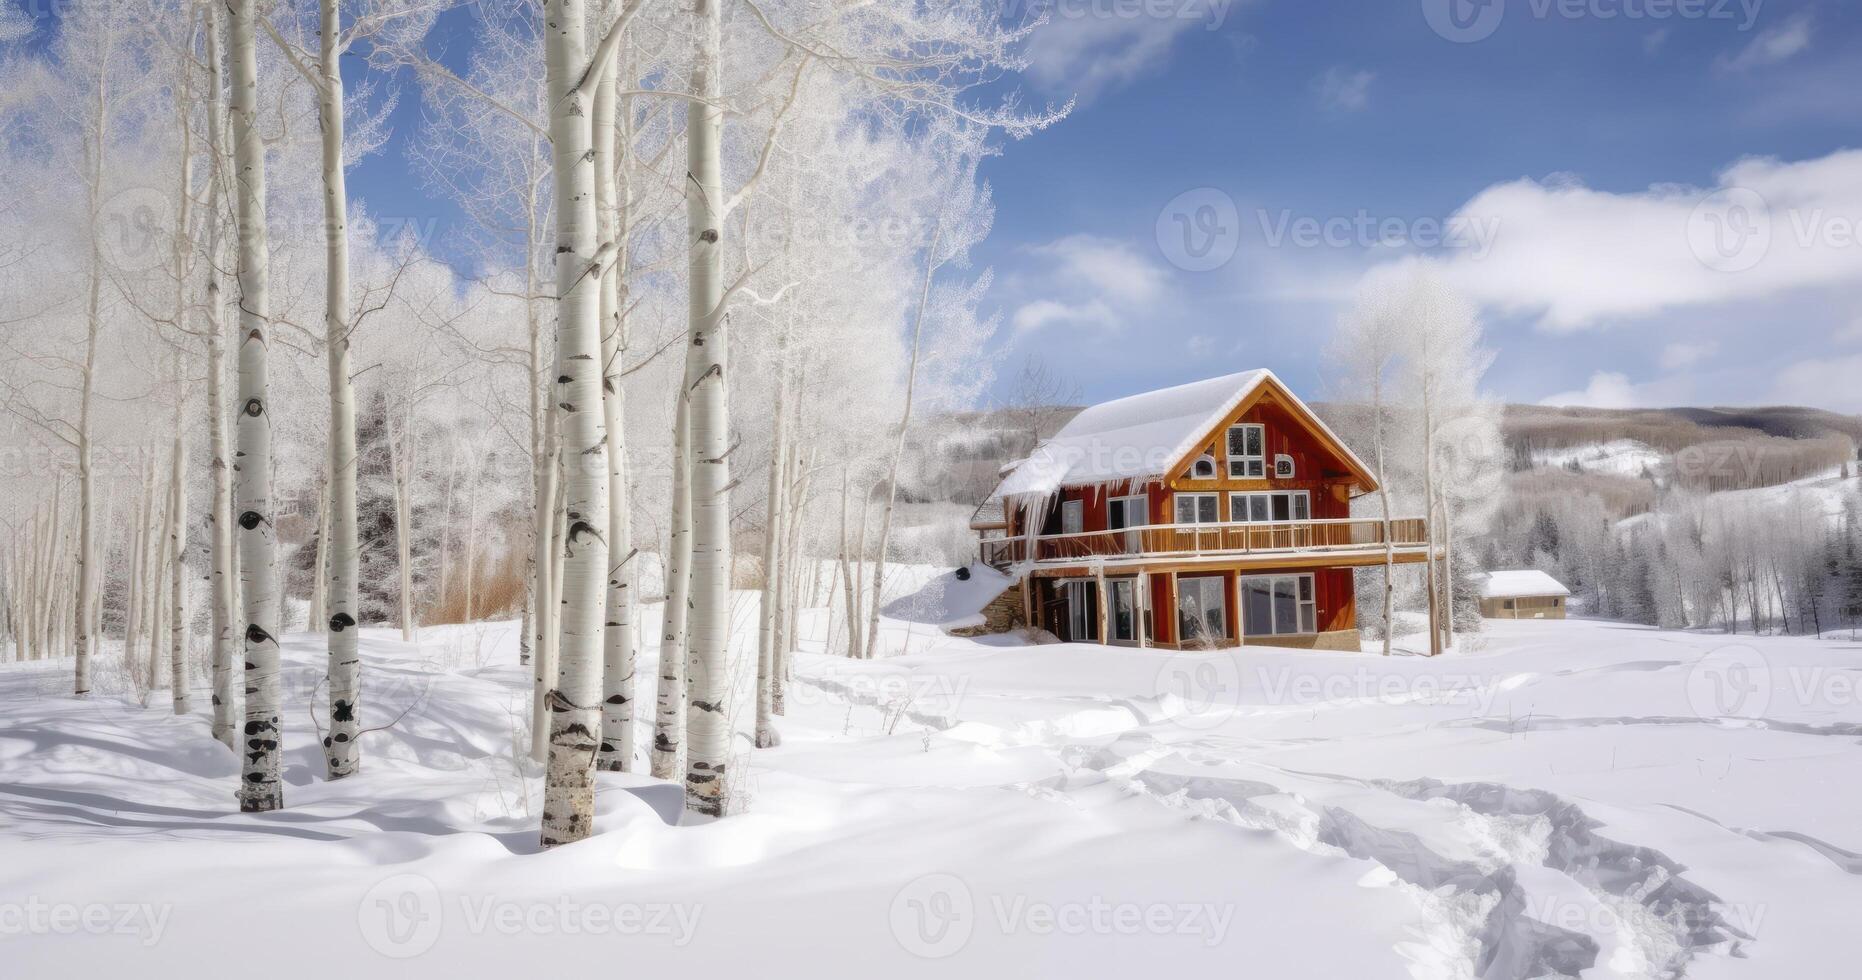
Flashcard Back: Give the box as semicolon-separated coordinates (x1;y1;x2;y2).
1240;573;1318;637
1176;575;1227;646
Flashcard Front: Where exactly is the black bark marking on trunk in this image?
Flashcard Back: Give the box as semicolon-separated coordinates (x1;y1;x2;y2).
691;699;720;713
332;699;354;722
699;229;718;243
245;624;274;645
238;511;264;530
330;612;356;632
243;398;264;417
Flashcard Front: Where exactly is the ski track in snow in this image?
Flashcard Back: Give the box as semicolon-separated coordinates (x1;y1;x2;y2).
4;613;1860;978
789;620;1859;979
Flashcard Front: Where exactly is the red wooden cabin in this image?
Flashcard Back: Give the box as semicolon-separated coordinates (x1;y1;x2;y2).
972;370;1436;651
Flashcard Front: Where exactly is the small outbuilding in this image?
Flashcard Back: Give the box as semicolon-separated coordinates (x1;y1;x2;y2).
1479;570;1571;620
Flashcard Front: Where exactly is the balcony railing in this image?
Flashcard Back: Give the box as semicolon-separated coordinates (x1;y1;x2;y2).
979;517;1430;568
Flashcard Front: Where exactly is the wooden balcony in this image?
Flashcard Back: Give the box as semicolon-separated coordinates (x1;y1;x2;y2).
979;517;1432;571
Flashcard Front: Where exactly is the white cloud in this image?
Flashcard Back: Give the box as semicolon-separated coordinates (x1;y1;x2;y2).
1774;354;1862;413
1007;234;1175;337
1022;4;1232;104
1314;67;1373;112
1718;13;1812;72
1835;316;1862;345
1659;340;1718;371
1411;148;1862;332
1028;234;1168;304
1010;298;1120;336
1643;28;1670;55
1540;371;1695;409
1542;372;1642;409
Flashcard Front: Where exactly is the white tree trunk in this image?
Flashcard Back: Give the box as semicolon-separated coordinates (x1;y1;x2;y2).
147;474;170;696
595;19;637;773
72;38;113;698
863;228;940;664
755;339;789;747
529;404;560;764
651;393;690;780
539;0;612;848
167;421;190;715
316;0;363;778
388;414;417;643
204;4;239;745
682;0;735;817
230;0;283;813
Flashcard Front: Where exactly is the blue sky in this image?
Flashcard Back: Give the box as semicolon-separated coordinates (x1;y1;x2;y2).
338;1;1862;412
966;0;1862;411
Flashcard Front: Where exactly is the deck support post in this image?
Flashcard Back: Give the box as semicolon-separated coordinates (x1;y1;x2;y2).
1136;572;1149;649
1425;553;1442;657
1167;572;1180;649
1233;571;1244;648
1019;573;1034;633
1094;565;1108;645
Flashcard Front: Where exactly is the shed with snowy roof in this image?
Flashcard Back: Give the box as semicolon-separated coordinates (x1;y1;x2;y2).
1478;570;1571;620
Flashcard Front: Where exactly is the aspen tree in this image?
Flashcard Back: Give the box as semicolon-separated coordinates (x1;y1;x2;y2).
230;0;284;813
539;0;625;847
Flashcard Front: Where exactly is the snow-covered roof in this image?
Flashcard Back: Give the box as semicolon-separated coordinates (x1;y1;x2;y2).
1480;570;1571;599
989;369;1372;500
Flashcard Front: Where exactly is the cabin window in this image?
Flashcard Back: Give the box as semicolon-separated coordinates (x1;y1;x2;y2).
1177;576;1228;645
1190;454;1217;479
1173;493;1219;525
1229;491;1310;523
1060;499;1084;535
1227;424;1265;478
1241;573;1317;636
1274;454;1295;479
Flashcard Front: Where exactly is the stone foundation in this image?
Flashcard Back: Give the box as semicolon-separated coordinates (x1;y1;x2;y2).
948;583;1025;637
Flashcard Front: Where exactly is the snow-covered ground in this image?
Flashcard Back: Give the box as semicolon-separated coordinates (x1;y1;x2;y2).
3;609;1858;979
1532;440;1665;479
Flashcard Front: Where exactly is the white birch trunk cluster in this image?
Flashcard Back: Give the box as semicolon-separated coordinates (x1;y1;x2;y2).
538;0;614;848
0;0;1043;838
